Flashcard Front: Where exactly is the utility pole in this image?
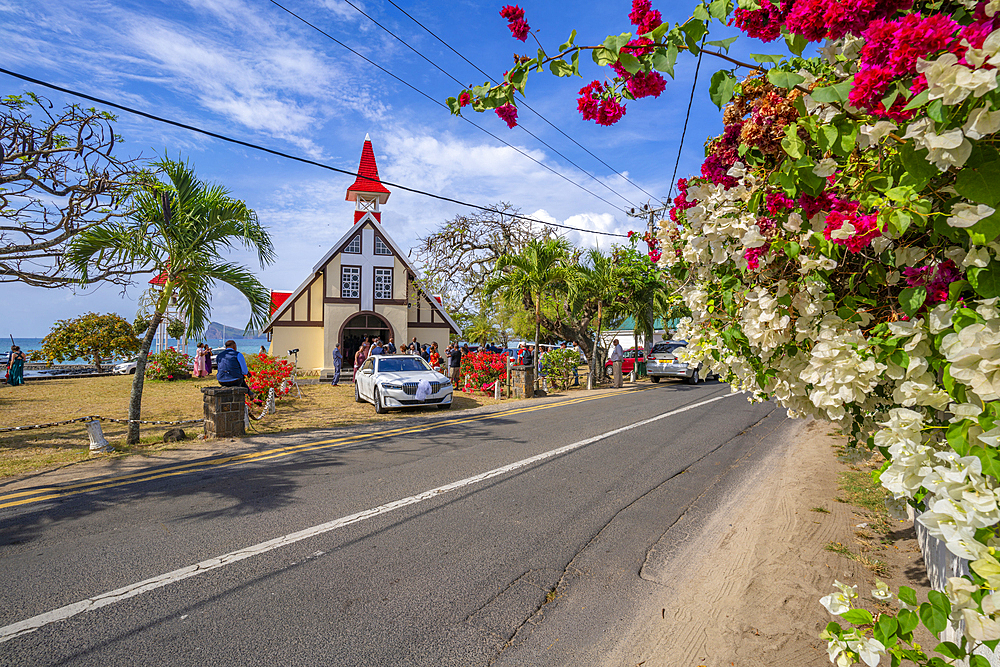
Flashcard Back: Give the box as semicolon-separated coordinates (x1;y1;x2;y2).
626;203;670;360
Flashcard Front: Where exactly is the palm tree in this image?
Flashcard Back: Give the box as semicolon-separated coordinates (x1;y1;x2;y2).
66;158;275;444
572;249;628;385
483;238;573;385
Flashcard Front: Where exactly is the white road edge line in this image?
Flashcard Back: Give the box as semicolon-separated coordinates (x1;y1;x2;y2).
0;391;741;644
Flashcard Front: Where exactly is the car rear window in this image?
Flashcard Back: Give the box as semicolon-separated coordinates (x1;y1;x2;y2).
652;343;685;354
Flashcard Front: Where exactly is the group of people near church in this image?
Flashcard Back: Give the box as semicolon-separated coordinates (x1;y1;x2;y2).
327;336;456;386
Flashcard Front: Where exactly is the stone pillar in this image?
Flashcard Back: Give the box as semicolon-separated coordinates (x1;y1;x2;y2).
509;365;535;399
201;386;247;438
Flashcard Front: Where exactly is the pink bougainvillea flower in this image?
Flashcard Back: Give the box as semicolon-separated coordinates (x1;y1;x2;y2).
500;5;529;41
495;103;518;128
629;0;662;35
458;92;472;107
822;210;882;253
499;5;524;21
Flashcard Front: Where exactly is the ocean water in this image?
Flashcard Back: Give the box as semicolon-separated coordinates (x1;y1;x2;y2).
2;337;271;365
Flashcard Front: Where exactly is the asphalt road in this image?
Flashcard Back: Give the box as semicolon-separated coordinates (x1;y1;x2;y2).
0;381;793;666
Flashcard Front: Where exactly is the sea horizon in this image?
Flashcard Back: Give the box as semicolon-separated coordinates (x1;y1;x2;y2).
4;337;272;365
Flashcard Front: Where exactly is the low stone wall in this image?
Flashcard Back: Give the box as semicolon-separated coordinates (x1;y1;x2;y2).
201;386;247;438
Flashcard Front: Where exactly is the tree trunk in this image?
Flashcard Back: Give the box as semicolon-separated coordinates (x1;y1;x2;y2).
128;309;164;445
92;349;102;373
593;301;604;387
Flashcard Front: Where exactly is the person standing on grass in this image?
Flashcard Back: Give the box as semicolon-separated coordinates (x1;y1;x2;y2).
216;340;253;399
354;342;369;380
448;343;462;387
6;345;26;386
331;343;342;386
610;339;624;388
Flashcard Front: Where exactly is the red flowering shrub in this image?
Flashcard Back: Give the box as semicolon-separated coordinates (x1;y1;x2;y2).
458;351;508;394
144;347;192;381
246;353;294;403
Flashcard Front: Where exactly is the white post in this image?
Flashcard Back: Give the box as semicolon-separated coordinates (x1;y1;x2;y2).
267;388;276;414
86;420;111;453
630;368;636;383
494;379;500;400
244;405;250;430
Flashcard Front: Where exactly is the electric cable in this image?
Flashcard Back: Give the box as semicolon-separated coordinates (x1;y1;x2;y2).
335;0;642;210
0;67;629;238
380;0;664;203
268;0;630;215
667;36;705;203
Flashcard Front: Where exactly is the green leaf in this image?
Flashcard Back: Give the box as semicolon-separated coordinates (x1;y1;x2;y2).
571;50;581;77
549;59;574;77
920;601;948;637
898;286;927;317
652;44;678;76
681;19;708;53
874;616;898;646
810;80;854;104
841;608;874;625
693;2;711;21
709;70;738;108
955;160;1000;207
602;35;622;57
947;420;972;456
927;98;947;123
750;52;783;64
899;143;939;191
786;241;800;259
935;642;964;660
897;608;919;635
903;90;931;111
651;22;672;41
782;124;805;159
707;36;738;53
970;262;1000;298
446;97;460;114
617;52;642;74
709;0;732;19
971;654;992;667
784;30;808;56
767;69;805;89
817;124;839;153
593;47;618;66
558;29;577;52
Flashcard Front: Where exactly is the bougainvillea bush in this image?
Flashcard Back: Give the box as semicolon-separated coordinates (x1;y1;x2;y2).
144;348;191;381
452;0;1000;664
458;350;508;393
246;352;294;404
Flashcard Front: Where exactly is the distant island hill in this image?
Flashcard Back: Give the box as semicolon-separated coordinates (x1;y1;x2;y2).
200;321;265;340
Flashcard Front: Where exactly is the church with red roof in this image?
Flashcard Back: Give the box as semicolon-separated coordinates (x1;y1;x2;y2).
263;135;459;377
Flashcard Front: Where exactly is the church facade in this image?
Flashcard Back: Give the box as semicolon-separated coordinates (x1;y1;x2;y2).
263;135;459;377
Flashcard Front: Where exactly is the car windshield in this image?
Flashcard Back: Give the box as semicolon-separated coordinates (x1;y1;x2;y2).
652;342;685;355
378;357;432;373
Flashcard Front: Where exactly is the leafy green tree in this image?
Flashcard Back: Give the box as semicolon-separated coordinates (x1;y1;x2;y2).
39;312;140;371
132;314;149;337
67;158;275;444
166;319;185;340
483;238;573;380
571;248;629;381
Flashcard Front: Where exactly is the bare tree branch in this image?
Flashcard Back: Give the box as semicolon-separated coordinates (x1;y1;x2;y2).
0;93;142;287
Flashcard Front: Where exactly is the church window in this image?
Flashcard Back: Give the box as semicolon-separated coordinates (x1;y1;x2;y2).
344;235;361;254
374;268;393;300
374;236;392;256
341;266;360;298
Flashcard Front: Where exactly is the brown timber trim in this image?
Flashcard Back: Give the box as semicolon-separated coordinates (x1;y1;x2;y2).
325;296;361;304
270;321;324;328
412;321;452;329
376;298;407;306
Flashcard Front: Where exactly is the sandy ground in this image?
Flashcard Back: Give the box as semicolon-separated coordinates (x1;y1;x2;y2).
621;418;933;667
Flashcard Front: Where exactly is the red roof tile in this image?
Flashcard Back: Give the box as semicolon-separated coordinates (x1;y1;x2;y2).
345;135;391;203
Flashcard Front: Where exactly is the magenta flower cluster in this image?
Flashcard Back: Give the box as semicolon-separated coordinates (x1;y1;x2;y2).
577;81;627;126
903;259;963;305
494;103;518;128
500;5;530;41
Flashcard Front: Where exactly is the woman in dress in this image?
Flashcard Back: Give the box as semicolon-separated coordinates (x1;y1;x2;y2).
353;342;369;380
192;343;205;377
6;345;26;386
429;344;441;371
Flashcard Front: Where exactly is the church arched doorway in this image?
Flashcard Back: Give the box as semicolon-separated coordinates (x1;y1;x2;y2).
340;312;393;374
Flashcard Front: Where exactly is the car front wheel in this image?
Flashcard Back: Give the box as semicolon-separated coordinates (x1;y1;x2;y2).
355;382;363;403
650;376;660;383
686;368;700;385
373;387;386;414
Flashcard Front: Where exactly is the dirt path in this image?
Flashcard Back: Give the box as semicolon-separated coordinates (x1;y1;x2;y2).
619;419;931;667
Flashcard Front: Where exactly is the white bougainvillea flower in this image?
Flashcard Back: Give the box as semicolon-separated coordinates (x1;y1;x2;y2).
963;608;1000;642
871;580;892;601
964;106;1000;139
859;121;897;148
929;304;956;334
903;117;934;142
965;246;992;268
885;496;910;521
826;637;853;667
948;202;996;228
923;128;973;171
987;1;1000;18
942;319;1000;402
813;157;838;177
820;581;857;615
848;634;886;667
830;221;857;241
799;254;838;273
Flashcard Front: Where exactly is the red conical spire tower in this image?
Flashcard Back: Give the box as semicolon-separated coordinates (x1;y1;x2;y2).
346;133;390;224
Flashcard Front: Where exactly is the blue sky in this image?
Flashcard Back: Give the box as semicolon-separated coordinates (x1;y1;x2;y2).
2;0;756;336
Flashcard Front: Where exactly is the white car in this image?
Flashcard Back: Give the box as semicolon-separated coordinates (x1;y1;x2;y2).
354;354;454;413
112;357;138;374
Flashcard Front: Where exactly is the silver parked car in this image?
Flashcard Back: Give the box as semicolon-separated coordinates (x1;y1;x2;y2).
112;357;138;374
354;354;454;413
646;340;712;384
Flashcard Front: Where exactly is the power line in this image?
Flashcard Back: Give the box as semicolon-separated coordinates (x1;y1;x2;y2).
268;0;630;215
0;67;629;239
380;0;664;203
667;37;705;203
334;0;641;210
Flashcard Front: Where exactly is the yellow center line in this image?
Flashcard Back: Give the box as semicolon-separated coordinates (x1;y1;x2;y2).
1;387;656;509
